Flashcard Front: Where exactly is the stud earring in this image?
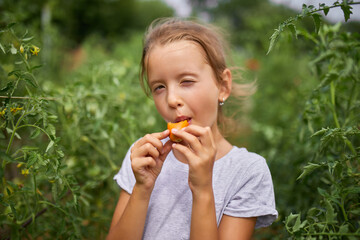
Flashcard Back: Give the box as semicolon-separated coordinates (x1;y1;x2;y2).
219;97;225;106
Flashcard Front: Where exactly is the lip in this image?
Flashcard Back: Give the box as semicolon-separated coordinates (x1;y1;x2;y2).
175;116;191;123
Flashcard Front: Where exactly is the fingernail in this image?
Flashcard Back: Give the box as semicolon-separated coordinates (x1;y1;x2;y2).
171;128;178;133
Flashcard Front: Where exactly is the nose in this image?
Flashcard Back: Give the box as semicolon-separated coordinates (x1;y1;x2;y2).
167;87;183;108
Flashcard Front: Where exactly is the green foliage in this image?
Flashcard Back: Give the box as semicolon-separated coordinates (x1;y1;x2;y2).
0;23;81;239
0;0;174;45
267;1;360;239
1;0;359;239
0;21;164;238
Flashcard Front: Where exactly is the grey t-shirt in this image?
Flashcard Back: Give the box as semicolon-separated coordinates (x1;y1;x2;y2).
114;145;278;240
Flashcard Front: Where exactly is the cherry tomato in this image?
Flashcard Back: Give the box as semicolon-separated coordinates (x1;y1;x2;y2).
167;120;189;142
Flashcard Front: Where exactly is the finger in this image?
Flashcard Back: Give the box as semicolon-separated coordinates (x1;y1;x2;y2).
134;129;170;154
172;142;196;162
131;156;157;170
141;142;161;159
159;140;172;162
171;128;202;152
131;142;159;160
148;129;170;141
182;125;215;148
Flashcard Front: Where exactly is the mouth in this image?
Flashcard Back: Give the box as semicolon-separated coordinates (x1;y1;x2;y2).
175;116;191;124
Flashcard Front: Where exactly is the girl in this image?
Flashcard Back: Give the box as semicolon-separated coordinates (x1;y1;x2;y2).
107;18;278;240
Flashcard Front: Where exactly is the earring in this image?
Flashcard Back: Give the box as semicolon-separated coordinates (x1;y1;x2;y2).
219;97;225;106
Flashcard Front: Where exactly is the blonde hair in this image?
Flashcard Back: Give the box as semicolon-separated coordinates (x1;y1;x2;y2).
140;18;255;135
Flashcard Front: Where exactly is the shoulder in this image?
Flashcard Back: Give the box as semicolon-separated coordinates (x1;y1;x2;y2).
221;146;268;170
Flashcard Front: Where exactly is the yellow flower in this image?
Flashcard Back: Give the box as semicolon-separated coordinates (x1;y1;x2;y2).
21;169;30;177
0;107;23;118
17;163;23;168
20;45;24;53
36;188;43;196
30;46;40;56
11;107;23;113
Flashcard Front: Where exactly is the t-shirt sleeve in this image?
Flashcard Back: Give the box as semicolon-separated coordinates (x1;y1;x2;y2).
113;146;136;194
223;156;278;228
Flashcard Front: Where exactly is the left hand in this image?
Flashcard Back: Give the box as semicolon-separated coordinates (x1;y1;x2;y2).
171;125;217;194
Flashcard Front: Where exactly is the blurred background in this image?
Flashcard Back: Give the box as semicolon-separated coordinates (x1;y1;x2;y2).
1;0;359;239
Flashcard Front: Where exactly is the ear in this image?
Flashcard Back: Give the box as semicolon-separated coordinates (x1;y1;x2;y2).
218;68;232;102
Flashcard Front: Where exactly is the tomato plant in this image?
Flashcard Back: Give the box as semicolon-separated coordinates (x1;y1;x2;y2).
268;1;360;238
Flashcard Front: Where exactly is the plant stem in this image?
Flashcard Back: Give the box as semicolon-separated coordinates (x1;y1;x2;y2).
330;81;340;129
340;196;348;222
5;110;26;155
33;173;39;220
308;2;360;16
0;96;58;101
304;232;360;237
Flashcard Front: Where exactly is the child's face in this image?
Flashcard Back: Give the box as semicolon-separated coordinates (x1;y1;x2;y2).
147;40;223;131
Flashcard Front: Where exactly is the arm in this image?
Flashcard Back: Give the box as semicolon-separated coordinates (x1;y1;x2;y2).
190;187;218;239
218;215;256;240
171;126;219;240
172;126;256;240
107;130;172;240
107;186;152;240
190;185;256;240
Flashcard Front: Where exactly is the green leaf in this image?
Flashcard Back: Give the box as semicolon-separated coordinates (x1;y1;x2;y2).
52;182;58;202
297;163;322;180
267;28;281;55
31;65;42;71
349;209;360;215
0;43;5;54
311;127;329;137
343;186;360;195
30;128;41;139
341;4;352;22
46;141;54;153
285;213;307;233
287;23;297;39
325;199;337;223
317;187;329;197
46;124;56;137
27;152;38;166
323;6;330;16
312;13;322;33
338;224;349;233
0;151;16;162
316;71;338;90
21;36;34;42
8;70;21;77
0;82;14;93
6;127;21;140
23;75;38;88
6;23;16;29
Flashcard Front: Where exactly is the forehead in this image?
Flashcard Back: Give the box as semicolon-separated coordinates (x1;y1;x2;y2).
146;40;208;67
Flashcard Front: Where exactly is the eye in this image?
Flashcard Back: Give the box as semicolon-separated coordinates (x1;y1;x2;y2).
181;79;195;85
152;84;165;93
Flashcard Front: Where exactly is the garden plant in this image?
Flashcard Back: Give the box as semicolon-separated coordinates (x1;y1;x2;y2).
267;1;360;239
0;0;359;239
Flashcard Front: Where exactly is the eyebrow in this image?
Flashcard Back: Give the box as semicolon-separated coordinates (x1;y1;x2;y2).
149;71;199;84
175;71;199;79
148;79;163;87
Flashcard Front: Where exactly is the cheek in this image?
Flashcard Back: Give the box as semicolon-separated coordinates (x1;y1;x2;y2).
153;97;170;121
192;92;219;120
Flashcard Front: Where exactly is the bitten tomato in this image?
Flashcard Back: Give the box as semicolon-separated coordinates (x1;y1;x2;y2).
167;120;189;142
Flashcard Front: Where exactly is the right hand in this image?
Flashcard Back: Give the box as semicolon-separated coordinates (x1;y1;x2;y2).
130;129;172;191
